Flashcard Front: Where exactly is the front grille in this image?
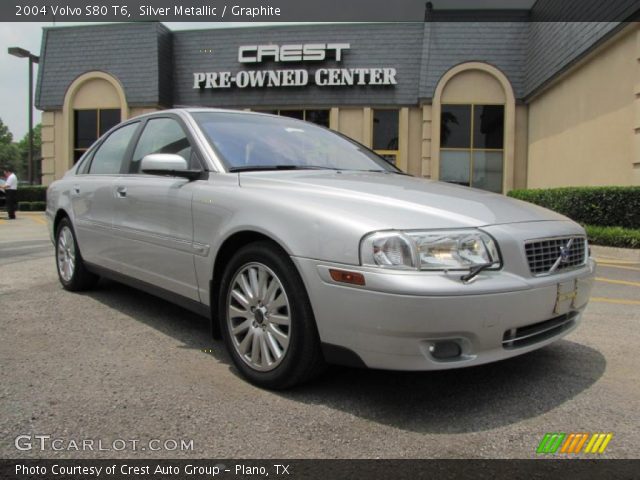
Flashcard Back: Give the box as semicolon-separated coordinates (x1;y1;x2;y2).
502;311;578;349
525;236;586;276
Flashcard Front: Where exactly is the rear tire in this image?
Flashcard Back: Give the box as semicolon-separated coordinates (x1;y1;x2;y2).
218;241;325;389
55;217;99;291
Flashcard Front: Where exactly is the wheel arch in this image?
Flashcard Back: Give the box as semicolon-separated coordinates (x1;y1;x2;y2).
53;208;71;235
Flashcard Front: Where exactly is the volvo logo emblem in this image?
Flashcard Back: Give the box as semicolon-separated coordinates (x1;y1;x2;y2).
548;238;574;272
559;239;573;264
559;246;569;263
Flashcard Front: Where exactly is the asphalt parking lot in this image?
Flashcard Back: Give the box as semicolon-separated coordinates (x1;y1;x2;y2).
1;213;639;459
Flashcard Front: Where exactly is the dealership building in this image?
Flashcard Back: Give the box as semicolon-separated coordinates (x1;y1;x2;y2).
36;10;640;192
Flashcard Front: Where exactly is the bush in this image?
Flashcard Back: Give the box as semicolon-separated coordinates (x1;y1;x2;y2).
17;185;47;203
15;201;45;211
585;225;640;249
508;187;640;229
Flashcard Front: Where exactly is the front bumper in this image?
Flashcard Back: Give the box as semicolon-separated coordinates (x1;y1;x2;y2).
292;256;596;371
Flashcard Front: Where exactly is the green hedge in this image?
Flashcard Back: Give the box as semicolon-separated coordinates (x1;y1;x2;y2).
17;201;46;212
17;186;47;203
507;187;639;229
584;225;640;249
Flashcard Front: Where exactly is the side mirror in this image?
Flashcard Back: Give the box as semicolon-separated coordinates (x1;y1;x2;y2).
141;154;202;180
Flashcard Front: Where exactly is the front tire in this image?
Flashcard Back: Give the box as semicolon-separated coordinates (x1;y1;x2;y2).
55;218;99;291
218;241;325;389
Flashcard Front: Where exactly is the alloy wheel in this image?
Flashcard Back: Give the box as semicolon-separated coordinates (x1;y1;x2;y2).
57;226;76;282
227;262;291;371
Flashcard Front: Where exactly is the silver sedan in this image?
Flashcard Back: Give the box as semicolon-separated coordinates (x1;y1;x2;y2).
47;108;596;389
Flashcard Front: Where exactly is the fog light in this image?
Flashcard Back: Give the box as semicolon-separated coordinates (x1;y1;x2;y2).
430;341;462;360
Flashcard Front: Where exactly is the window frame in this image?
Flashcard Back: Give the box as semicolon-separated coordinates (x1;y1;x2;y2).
440;102;505;192
73;108;121;163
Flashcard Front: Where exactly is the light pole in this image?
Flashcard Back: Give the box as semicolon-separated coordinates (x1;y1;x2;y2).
8;47;40;185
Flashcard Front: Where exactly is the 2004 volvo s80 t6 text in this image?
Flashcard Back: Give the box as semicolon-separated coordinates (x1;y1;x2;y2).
47;109;596;389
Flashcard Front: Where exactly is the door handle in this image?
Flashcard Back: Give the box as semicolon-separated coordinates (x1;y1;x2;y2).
72;185;80;195
115;186;127;198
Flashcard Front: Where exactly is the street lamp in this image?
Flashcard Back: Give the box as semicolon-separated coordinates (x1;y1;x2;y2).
8;46;40;185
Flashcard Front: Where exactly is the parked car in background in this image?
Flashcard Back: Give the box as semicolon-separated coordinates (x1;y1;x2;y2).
46;109;596;389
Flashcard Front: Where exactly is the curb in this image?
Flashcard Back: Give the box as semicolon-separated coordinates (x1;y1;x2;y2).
591;245;640;264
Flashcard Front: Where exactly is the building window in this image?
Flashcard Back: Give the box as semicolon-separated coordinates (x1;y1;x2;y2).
73;108;121;162
440;104;504;193
373;109;399;165
279;110;304;120
253;109;330;128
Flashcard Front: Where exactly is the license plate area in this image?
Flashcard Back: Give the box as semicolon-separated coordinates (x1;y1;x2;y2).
554;279;589;314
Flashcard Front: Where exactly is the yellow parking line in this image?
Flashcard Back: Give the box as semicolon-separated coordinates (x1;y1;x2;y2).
28;215;47;225
590;297;640;306
595;277;640;288
0;219;5;225
594;258;639;265
597;263;640;272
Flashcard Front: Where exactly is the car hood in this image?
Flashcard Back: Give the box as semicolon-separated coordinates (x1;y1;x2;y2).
237;170;569;229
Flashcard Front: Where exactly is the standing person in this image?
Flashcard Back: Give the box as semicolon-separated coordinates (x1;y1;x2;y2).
1;167;18;220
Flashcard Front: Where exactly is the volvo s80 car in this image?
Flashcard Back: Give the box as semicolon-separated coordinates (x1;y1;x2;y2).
47;108;596;389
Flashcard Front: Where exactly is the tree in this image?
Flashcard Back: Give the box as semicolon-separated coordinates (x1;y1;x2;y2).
0;118;13;144
17;123;42;181
0;118;19;172
0;119;43;182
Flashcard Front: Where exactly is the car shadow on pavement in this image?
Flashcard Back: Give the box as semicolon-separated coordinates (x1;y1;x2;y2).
83;279;606;434
79;279;229;358
285;341;605;433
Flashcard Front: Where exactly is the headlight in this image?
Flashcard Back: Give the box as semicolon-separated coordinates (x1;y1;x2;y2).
360;232;417;270
360;229;501;271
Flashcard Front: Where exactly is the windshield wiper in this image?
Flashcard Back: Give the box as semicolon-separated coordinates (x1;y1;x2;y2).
460;263;497;283
228;165;340;173
358;169;412;176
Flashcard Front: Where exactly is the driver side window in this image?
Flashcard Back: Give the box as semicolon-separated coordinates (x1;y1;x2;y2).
88;122;139;175
130;117;198;174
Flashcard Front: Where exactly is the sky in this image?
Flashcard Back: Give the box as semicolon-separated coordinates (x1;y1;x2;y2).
1;22;45;141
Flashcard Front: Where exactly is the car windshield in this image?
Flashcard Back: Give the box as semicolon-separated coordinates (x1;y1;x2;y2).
192;112;400;173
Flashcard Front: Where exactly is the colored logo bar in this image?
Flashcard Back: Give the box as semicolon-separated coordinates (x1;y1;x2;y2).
537;433;613;454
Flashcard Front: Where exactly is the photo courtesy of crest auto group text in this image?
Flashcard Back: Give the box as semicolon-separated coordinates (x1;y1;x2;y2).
1;0;639;479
